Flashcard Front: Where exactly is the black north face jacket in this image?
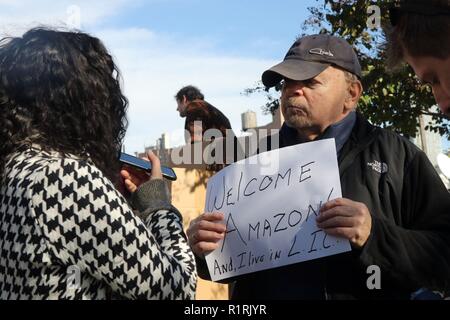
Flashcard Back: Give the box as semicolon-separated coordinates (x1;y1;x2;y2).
197;112;450;299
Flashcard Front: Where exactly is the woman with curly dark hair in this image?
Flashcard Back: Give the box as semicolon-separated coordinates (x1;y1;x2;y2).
0;28;196;299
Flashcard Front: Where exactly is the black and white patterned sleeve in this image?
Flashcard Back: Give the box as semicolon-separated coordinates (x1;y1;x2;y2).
30;158;197;299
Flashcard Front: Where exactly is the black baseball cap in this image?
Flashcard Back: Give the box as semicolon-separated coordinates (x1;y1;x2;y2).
389;0;450;26
262;34;362;88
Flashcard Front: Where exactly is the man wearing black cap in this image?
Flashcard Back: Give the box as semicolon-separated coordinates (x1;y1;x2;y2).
386;0;450;116
187;34;450;299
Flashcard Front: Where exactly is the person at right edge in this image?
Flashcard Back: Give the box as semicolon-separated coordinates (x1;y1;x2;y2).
386;0;450;299
187;34;450;299
386;0;450;117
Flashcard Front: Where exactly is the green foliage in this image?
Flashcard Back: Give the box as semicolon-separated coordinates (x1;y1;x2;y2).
245;0;449;139
242;82;282;116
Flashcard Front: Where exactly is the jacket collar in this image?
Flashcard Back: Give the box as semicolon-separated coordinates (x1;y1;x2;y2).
276;111;380;176
279;111;357;156
338;112;380;176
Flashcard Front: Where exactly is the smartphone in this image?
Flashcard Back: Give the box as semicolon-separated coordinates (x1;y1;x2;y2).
119;152;177;181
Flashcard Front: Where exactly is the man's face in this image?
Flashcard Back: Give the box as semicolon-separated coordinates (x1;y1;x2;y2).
176;96;189;117
404;52;450;116
280;66;351;138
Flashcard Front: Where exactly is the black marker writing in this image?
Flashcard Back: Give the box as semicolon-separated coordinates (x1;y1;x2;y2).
299;161;315;183
221;213;247;253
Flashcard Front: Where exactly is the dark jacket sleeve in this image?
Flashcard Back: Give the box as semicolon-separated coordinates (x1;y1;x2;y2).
195;255;212;280
359;151;450;292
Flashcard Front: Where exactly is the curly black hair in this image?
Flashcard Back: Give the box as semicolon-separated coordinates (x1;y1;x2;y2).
0;27;128;183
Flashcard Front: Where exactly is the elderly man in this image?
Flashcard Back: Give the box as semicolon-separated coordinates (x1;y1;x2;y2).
187;34;450;299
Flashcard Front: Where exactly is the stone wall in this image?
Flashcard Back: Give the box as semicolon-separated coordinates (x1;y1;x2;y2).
169;167;229;300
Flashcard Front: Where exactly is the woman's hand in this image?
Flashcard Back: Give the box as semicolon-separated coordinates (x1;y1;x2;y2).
120;151;163;193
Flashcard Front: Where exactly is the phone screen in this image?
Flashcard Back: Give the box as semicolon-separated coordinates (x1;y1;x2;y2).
119;152;177;181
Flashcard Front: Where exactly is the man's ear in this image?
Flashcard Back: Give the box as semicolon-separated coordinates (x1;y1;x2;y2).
344;80;363;111
182;95;188;105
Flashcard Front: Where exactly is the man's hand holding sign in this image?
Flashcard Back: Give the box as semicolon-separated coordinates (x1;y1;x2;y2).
317;197;372;249
187;139;371;281
188;212;226;257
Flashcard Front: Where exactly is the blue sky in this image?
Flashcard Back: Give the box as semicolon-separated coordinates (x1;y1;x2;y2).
108;0;317;59
0;0;447;154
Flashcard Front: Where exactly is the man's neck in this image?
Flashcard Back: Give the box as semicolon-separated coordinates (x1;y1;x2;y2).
295;111;356;142
296;128;322;142
296;112;353;141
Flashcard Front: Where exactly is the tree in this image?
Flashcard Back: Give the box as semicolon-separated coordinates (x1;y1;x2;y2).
245;0;449;139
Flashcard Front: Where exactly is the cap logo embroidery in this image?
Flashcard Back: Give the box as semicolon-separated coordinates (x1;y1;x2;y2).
309;48;334;57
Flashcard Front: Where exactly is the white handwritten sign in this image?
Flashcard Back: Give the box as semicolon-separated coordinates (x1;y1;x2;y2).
204;139;351;281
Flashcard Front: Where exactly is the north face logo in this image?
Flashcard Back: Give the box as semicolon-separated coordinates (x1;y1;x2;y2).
367;160;388;174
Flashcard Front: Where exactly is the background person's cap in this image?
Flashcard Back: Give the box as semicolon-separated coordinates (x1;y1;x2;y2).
389;0;450;26
262;34;362;88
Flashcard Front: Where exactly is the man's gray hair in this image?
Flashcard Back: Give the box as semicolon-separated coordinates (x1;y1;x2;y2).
343;70;360;85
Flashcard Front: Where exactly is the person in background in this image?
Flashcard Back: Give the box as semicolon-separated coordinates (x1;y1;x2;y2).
175;85;241;169
175;85;232;144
